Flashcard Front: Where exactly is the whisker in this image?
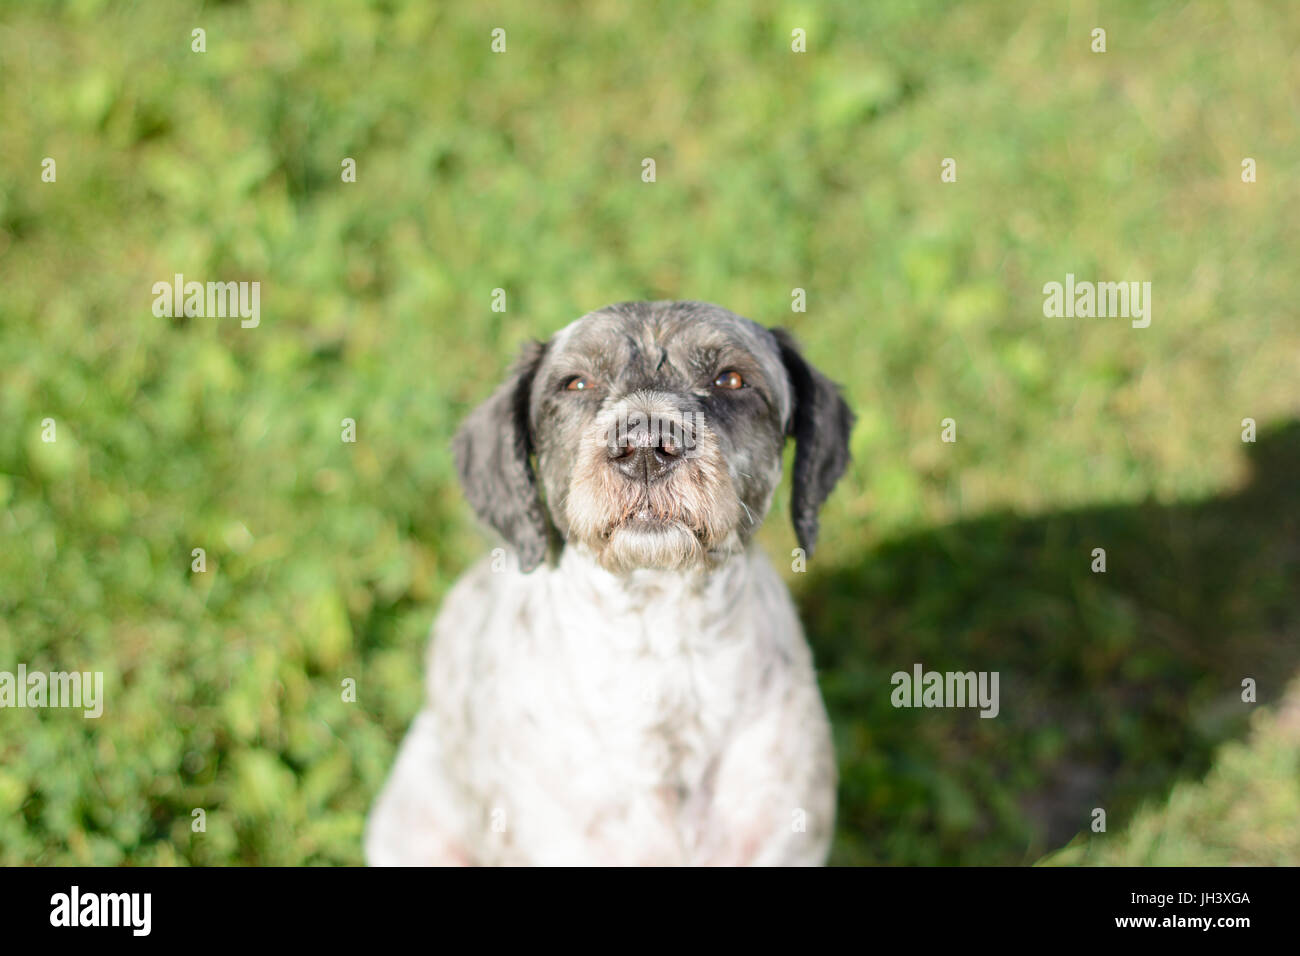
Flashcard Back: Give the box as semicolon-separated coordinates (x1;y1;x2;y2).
739;500;756;526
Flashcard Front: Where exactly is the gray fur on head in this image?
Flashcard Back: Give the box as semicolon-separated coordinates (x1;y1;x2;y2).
453;301;854;573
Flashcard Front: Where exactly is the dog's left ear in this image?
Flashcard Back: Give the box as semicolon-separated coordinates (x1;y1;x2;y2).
452;340;550;572
771;328;855;557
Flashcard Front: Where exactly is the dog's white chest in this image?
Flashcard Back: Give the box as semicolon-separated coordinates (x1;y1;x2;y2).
412;548;835;865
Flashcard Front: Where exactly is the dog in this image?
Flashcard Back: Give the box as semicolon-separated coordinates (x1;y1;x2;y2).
365;300;854;865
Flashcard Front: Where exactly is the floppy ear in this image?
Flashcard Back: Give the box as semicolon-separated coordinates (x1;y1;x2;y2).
771;328;855;557
452;341;550;572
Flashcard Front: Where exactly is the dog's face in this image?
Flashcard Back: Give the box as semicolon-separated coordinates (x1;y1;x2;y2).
454;301;854;573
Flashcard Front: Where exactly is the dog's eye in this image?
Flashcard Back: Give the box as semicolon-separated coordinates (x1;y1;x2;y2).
564;376;595;391
713;370;744;390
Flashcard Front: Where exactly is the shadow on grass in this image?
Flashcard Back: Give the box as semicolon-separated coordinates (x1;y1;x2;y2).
799;420;1300;865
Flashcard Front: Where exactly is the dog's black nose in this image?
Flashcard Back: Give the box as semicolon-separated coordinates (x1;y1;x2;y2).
610;420;682;483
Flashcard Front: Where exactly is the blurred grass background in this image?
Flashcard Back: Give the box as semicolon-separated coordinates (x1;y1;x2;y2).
0;0;1297;864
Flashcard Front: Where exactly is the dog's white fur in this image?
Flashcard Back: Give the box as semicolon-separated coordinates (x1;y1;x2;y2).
365;544;836;865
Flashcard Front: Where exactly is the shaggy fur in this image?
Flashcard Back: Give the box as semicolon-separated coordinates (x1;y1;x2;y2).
366;300;854;865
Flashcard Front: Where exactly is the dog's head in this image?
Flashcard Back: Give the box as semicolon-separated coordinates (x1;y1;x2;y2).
453;301;854;573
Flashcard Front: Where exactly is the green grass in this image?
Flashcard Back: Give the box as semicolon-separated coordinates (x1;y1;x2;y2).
1043;676;1300;866
1;0;1297;864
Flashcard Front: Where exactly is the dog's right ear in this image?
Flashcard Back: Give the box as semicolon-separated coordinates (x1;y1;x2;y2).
452;340;550;572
